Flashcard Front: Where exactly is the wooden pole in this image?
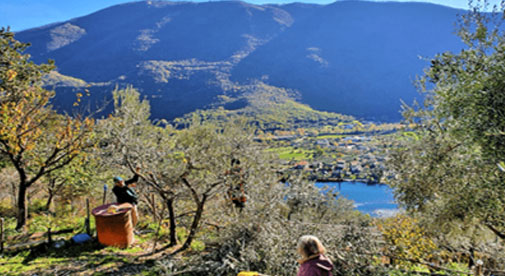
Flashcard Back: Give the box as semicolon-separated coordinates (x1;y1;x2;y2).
85;198;90;235
102;184;107;205
0;217;4;253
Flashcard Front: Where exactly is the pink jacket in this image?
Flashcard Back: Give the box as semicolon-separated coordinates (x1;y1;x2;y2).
297;254;334;276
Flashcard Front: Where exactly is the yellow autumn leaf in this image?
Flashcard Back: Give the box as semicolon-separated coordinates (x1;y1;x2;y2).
6;69;17;81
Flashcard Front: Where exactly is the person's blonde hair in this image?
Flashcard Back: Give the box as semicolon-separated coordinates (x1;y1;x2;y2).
297;235;326;258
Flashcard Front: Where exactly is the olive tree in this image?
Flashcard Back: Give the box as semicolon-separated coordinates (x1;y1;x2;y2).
387;0;505;245
95;86;183;245
43;154;100;211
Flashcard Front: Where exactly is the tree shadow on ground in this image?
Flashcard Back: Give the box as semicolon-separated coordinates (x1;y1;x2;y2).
21;239;105;265
91;259;157;275
18;239;159;275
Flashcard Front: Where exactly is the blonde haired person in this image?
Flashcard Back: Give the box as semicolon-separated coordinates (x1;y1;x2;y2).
297;235;334;276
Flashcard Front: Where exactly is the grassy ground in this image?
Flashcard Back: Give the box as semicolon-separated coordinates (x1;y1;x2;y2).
0;221;208;276
268;146;313;161
0;234;159;276
315;134;344;140
1;199;96;249
0;199;196;276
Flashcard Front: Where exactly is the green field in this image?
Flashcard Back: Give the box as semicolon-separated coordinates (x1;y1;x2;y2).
315;135;344;140
269;146;313;161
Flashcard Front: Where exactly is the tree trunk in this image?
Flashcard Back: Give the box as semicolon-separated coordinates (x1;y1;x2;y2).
16;182;28;230
45;179;57;211
45;189;54;211
10;181;17;208
166;198;177;246
173;195;207;254
485;223;505;240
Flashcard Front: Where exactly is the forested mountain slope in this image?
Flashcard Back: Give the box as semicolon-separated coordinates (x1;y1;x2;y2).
15;0;463;121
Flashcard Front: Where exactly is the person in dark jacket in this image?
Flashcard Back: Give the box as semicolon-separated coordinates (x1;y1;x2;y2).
297;235;334;276
112;168;140;226
225;158;247;210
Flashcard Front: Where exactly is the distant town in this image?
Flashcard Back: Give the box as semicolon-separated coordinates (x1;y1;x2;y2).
260;122;406;184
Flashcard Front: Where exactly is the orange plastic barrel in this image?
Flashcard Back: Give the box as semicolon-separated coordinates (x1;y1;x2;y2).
92;203;134;248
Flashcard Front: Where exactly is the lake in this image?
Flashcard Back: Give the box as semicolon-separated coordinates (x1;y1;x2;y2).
315;181;399;217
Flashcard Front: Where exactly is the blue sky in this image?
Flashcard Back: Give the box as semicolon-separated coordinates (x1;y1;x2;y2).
0;0;502;31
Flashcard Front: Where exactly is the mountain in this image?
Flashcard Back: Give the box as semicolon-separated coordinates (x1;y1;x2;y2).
15;0;464;121
232;1;464;121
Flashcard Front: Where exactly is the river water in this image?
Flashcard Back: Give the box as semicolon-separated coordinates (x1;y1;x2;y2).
315;181;399;217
